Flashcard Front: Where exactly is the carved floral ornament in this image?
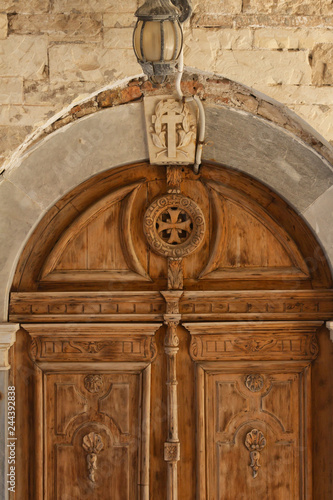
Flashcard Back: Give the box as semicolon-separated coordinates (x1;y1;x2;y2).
143;193;205;258
84;374;104;393
245;374;264;392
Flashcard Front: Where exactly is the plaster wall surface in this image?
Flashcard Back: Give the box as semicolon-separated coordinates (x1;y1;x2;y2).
1;0;333;167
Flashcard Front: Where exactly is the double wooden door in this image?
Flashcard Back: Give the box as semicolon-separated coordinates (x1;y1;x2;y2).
10;163;333;499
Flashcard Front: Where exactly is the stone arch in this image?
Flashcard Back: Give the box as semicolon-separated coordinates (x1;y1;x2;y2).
0;71;332;321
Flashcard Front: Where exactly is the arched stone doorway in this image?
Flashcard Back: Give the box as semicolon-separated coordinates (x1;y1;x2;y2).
8;161;333;499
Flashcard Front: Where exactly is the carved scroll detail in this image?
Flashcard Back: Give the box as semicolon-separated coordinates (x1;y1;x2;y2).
82;432;104;483
245;429;266;478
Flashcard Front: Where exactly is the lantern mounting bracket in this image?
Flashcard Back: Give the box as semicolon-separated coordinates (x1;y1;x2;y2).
170;0;192;23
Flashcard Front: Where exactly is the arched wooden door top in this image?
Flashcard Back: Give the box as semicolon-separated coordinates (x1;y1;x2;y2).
9;162;333;324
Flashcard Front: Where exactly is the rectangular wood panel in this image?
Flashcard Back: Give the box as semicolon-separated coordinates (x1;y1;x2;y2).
204;370;302;500
45;372;142;500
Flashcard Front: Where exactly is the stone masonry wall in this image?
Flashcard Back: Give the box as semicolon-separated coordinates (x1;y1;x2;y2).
0;0;333;168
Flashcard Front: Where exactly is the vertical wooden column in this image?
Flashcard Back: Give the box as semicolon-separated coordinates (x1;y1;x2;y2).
161;290;183;500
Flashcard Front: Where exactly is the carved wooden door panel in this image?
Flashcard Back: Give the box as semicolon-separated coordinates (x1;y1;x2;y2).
10;163;333;499
22;323;160;500
185;321;321;500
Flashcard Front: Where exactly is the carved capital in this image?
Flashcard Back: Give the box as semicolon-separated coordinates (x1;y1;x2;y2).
164;441;180;462
0;323;19;370
326;321;333;342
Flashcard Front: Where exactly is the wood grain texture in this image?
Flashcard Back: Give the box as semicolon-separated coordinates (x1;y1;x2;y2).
9;162;333;499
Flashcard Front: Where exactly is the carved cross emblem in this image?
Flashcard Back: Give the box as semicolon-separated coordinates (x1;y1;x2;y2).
161;108;183;158
156;207;192;244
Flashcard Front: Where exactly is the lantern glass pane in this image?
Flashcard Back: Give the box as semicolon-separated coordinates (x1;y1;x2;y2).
133;20;143;60
163;21;180;61
142;21;163;62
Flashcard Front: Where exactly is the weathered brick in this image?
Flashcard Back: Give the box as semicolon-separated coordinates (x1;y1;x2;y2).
214;50;312;86
242;0;333;16
103;13;136;28
97;86;142;107
311;43;333;85
0;35;48;79
52;0;137;14
183;28;220;68
103;28;133;49
289;104;333;142
8;13;102;41
49;44;139;82
255;84;333;106
0;104;56;127
0;0;49;14
254;28;333;50
257;101;288;126
0;77;23;104
23;80;98;106
0;14;8;39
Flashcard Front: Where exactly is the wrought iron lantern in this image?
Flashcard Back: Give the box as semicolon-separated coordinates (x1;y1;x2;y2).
133;0;191;83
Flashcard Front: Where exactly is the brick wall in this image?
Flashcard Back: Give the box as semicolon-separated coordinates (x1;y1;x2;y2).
0;0;332;167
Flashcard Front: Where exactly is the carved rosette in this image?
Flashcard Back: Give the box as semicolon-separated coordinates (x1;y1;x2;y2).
143;194;205;259
245;429;266;478
82;432;104;483
84;375;104;394
245;374;264;393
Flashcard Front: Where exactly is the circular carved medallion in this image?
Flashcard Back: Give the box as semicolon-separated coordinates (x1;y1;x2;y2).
245;374;264;392
84;374;104;393
143;194;205;258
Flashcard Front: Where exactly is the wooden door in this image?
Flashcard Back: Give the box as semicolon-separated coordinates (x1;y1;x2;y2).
9;163;333;499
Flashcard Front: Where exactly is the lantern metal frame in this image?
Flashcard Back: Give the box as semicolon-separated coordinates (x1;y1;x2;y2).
133;0;191;83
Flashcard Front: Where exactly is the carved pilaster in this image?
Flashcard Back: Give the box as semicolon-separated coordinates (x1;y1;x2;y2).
160;291;183;500
0;324;19;500
0;323;18;370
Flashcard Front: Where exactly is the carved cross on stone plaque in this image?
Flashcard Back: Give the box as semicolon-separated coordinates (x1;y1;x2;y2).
160;108;184;158
144;96;197;165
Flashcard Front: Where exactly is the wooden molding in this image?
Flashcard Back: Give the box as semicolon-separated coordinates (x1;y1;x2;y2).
9;290;333;323
184;321;322;362
23;323;161;364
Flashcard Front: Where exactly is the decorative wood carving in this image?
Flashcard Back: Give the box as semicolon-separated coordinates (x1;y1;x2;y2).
200;178;311;281
84;375;104;393
143;193;205;258
144;96;197;165
10;289;333;323
25;323;160;364
244;429;266;478
185;321;322;362
120;183;152;281
161;290;183;500
244;374;264;393
82;432;104;483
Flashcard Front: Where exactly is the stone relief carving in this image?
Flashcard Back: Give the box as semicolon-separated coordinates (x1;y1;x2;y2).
245;429;266;478
144;96;197;165
82;432;104;483
245;374;264;392
143;193;205;258
84;375;104;394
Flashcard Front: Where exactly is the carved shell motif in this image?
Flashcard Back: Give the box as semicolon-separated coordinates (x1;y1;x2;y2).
82;432;104;455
